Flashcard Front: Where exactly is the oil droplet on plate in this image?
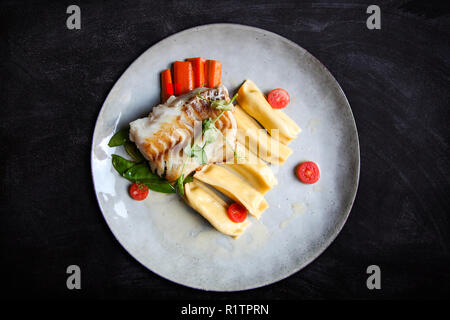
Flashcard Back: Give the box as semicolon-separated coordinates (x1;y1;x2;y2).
292;202;307;215
307;118;321;133
313;185;323;192
279;202;307;229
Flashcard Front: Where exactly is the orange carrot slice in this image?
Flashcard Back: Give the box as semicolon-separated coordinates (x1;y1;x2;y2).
161;69;174;103
173;61;194;95
205;60;222;88
173;83;181;96
187;57;206;88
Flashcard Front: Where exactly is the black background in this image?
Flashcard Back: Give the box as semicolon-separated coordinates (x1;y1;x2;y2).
1;0;449;300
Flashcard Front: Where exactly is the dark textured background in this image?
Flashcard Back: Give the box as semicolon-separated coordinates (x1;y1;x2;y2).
1;0;449;299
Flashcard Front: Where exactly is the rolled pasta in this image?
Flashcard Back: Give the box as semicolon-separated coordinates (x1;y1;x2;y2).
194;164;268;219
234;105;293;164
185;179;251;238
224;162;277;195
237;80;301;145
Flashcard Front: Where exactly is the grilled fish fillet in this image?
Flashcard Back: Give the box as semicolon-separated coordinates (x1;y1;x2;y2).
129;85;237;182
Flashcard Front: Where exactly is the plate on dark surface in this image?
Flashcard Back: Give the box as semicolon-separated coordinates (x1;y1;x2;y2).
91;24;360;291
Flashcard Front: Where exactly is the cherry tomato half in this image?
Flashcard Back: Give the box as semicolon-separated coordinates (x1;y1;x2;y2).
129;183;149;201
227;202;247;223
267;88;290;109
296;161;320;184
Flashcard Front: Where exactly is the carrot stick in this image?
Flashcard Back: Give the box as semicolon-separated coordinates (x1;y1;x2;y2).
173;83;181;96
173;61;194;95
187;57;206;88
206;60;222;88
161;69;174;103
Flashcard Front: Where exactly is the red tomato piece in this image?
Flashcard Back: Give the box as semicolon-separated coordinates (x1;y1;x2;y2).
267;88;290;109
296;161;320;184
227;202;247;223
129;183;149;201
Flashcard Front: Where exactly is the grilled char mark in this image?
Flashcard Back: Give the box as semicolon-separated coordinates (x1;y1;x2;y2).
184;88;230;124
143;124;177;160
143;119;188;177
215;113;232;131
184;94;234;134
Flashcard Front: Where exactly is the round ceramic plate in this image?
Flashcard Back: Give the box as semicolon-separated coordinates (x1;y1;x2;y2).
91;24;360;291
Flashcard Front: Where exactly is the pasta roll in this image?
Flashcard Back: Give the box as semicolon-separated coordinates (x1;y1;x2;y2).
234;105;293;164
185;179;250;238
224;162;277;195
194;164;268;219
237;80;301;145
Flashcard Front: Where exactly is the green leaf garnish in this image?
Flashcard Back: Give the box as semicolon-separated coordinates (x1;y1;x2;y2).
202;118;213;133
176;172;185;196
183;174;194;184
210;100;231;111
203;127;217;144
200;149;207;165
190;144;208;165
175;173;194;197
175;157;196;197
173;93;239;197
210;93;238;111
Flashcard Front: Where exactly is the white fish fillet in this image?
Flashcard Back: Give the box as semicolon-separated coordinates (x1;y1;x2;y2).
129;85;237;181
